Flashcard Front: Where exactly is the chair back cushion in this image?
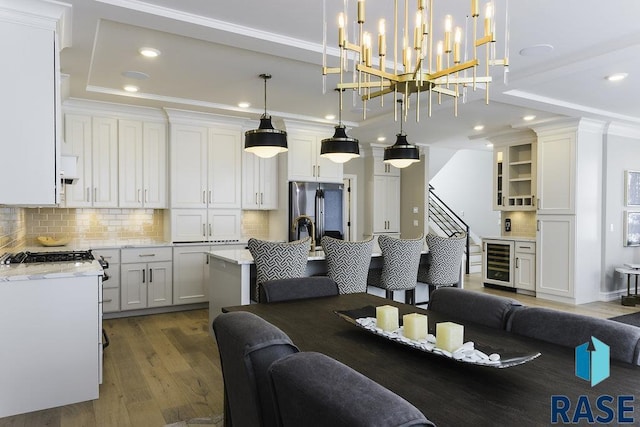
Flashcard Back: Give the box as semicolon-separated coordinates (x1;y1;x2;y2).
269;352;435;427
259;277;339;303
508;307;640;365
419;233;466;286
212;312;299;427
428;287;522;329
248;237;310;301
321;236;374;294
377;234;424;291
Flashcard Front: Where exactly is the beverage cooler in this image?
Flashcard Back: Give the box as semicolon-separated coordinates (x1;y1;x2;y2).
482;239;515;287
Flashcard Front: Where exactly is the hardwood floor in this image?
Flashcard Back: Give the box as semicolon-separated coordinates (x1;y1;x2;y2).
0;309;224;427
0;273;637;426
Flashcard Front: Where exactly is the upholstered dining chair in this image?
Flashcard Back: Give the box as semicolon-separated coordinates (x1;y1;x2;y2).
417;232;466;299
428;287;523;329
259;276;339;303
321;236;374;294
248;237;311;302
367;234;424;304
507;307;640;365
268;352;435;427
212;311;299;427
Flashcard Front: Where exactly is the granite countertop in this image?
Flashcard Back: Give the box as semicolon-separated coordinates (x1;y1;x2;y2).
0;260;104;282
482;236;536;242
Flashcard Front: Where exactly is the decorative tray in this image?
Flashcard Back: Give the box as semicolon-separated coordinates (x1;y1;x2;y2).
334;306;541;369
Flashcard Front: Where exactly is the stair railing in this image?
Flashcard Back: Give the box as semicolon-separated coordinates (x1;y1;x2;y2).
428;184;471;274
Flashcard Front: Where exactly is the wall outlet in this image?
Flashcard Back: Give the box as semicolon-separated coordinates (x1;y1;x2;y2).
413;207;419;214
413;220;419;227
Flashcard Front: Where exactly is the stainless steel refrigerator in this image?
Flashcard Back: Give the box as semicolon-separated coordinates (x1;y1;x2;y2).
289;181;344;246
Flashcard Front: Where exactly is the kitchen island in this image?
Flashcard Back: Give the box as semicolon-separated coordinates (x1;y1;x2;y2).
0;260;105;418
207;245;441;333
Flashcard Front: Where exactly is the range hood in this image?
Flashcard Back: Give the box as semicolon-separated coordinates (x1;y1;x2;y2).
60;155;79;184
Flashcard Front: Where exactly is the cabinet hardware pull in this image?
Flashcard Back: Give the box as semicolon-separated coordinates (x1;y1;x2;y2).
137;189;141;203
209;224;212;236
203;224;206;237
149;268;153;283
104;298;112;303
516;257;519;268
203;190;206;204
142;269;145;283
94;188;97;202
532;195;535;207
145;189;148;203
520;246;531;249
317;166;320;176
536;220;540;232
313;165;316;177
138;254;156;257
502;196;505;206
209;190;212;204
255;192;259;204
260;192;264;204
86;187;90;202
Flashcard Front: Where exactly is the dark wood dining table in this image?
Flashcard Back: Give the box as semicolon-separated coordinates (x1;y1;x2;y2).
222;293;640;426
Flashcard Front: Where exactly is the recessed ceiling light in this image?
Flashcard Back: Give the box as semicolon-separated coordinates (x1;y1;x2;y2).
606;73;628;82
486;143;494;148
473;125;485;131
139;47;161;58
377;136;386;142
121;70;149;80
123;85;139;93
325;114;336;120
519;44;554;57
238;102;250;108
523;115;536;121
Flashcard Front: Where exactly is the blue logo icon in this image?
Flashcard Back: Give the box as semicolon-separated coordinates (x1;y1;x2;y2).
575;337;610;387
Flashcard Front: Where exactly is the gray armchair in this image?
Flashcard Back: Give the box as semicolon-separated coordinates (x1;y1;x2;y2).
269;352;435;427
259;277;339;303
212;311;299;427
508;307;640;365
428;287;523;329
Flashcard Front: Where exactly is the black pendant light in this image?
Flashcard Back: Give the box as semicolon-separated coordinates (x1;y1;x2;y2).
320;89;360;164
383;99;420;169
244;73;287;158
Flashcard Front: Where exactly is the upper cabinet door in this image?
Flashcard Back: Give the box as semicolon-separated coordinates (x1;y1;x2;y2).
64;114;93;208
118;119;144;208
287;133;317;181
92;117;119;208
536;131;576;214
171;124;208;208
208;127;241;208
0;19;57;205
142;122;167;208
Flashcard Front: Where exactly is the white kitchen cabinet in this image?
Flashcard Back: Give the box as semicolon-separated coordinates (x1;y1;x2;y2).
118;119;167;208
170;209;242;242
170;123;242;209
287;124;343;183
121;247;172;310
514;241;536;293
364;146;401;236
372;175;401;233
0;3;69;206
536;215;575;300
63;114;119;208
173;245;210;305
536;128;576;214
242;151;278;209
92;248;121;313
490;131;537;211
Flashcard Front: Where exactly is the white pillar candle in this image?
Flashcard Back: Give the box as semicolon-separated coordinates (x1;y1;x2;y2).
435;322;464;352
376;305;399;331
403;313;428;340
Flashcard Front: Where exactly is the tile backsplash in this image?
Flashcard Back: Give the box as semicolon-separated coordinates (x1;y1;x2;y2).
501;211;536;238
242;210;270;239
0;207;26;248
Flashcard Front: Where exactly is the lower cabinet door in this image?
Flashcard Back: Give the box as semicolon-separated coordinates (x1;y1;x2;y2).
148;261;173;307
121;262;147;310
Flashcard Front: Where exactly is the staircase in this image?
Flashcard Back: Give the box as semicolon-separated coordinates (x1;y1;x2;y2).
428;185;482;274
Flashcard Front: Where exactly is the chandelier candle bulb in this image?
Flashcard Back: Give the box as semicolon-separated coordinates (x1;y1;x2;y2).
338;13;346;47
357;0;365;23
378;19;386;56
444;15;453;53
414;12;422;50
403;313;428;341
484;2;493;37
376;305;399;332
436;322;464;353
453;27;462;63
472;0;479;17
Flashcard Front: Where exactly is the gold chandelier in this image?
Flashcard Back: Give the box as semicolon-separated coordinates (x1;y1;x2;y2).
322;0;509;121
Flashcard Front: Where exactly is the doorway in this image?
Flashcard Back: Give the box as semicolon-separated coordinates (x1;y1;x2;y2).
343;174;357;241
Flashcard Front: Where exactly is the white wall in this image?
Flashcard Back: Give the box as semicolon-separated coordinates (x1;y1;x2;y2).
602;125;640;294
429;148;500;240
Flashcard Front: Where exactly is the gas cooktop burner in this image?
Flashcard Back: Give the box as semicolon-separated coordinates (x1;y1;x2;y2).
2;250;97;265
